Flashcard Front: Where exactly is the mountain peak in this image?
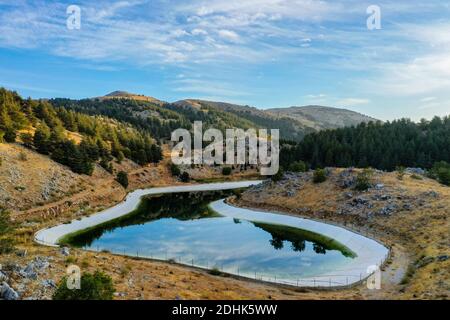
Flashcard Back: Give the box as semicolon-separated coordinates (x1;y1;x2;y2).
98;91;165;105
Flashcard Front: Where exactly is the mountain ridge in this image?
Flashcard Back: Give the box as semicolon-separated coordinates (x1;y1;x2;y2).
52;90;380;141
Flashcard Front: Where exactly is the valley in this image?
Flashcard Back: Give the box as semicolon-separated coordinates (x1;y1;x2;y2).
0;88;448;301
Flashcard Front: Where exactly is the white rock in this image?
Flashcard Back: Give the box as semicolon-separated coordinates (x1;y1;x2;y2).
0;282;20;300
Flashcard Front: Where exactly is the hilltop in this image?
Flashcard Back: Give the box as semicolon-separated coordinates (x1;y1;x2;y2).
267;105;378;130
71;92;378;141
96;91;165;105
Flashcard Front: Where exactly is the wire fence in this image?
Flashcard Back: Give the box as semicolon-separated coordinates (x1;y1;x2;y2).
84;246;390;288
35;234;390;289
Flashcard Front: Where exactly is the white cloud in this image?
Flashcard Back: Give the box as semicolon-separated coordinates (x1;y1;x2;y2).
337;98;370;106
421;97;436;102
217;29;241;42
375;54;450;96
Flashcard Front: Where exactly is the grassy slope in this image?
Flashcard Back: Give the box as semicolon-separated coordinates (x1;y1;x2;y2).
233;169;449;299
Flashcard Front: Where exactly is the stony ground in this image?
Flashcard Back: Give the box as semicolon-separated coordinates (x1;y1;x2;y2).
0;143;267;300
1;144;448;300
231;168;449;299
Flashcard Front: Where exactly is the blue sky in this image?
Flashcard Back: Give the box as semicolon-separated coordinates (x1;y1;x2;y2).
0;0;449;121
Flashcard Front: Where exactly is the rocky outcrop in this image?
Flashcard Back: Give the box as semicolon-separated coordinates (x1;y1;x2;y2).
0;282;19;300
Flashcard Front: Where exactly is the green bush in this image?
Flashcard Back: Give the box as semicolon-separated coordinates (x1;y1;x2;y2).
180;171;190;182
429;161;450;186
170;163;181;176
222;167;232;176
20;132;34;148
0;238;15;254
53;271;115;300
313;168;326;183
289;161;307;173
271;167;284;182
354;168;374;191
0;209;15;254
396;166;406;180
116;171;129;189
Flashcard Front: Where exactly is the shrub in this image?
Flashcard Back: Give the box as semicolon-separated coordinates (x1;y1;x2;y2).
18;151;28;161
20;133;34;148
222;167;232;176
169;163;181;177
396;166;406;180
180;171;190;182
354;168;374;191
313;168;326;183
429;161;450;186
3;129;16;143
0;238;15;254
271;166;284;182
53;271;115;300
116;171;129;189
208;267;224;276
0;209;15;254
289;161;307;173
100;158;113;174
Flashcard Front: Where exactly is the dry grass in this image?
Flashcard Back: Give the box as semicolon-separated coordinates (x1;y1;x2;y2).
234;169;449;300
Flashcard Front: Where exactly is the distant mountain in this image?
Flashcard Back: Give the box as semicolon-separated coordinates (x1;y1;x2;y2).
51;92;379;141
173;99;314;141
267;105;378;130
97;91;165;105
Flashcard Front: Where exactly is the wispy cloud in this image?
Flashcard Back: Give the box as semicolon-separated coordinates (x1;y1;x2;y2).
0;0;449;118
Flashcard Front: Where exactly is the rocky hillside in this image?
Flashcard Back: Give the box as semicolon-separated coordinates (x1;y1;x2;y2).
0;144;86;211
231;168;449;299
267;105;378;130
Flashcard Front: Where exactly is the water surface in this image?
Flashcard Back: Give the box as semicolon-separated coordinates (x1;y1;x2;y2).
63;191;355;282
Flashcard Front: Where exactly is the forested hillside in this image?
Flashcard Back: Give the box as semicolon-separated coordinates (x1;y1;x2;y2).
50;98;190;140
49;92;376;142
0;88;162;175
281;118;450;172
173;99;314;141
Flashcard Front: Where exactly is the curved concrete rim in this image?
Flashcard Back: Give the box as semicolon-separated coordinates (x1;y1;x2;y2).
34;181;263;247
209;200;389;287
34;180;389;287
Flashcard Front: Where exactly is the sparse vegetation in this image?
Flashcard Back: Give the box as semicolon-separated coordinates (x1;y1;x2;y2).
288;160;307;173
209;267;224;276
354;168;374;191
18;151;28;161
396;166;406;180
429;161;450;186
116;171;129;189
0;208;15;254
222;167;232;176
180;171;190;182
53;271;115;300
313;168;326;183
271;167;284;182
170;163;181;177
